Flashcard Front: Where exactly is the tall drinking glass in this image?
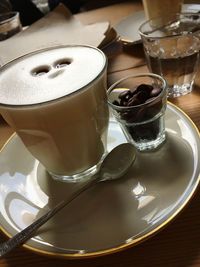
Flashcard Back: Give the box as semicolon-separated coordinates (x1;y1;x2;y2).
142;0;183;21
0;45;109;183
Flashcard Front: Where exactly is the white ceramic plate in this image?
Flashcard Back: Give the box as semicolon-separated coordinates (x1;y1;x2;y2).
0;102;200;258
114;4;200;44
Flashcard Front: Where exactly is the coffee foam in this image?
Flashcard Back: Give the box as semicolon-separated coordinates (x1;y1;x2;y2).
0;45;106;105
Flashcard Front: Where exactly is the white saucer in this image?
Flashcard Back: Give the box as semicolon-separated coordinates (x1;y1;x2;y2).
114;4;200;44
0;102;200;258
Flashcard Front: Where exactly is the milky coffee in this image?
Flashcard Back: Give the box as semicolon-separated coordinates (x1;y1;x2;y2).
142;0;183;21
0;45;109;182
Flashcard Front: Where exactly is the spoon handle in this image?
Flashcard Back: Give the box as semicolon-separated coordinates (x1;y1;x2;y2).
0;176;99;258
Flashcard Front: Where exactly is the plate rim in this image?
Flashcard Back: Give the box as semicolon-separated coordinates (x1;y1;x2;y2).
0;101;200;259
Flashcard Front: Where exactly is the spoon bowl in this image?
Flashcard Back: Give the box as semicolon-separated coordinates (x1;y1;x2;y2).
100;143;136;181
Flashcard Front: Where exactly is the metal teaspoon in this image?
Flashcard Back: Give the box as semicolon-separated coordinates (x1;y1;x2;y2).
0;142;136;258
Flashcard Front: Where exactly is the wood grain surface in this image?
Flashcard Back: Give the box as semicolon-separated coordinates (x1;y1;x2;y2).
1;1;200;266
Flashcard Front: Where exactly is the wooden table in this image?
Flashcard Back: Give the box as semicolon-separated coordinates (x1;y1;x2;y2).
1;1;200;266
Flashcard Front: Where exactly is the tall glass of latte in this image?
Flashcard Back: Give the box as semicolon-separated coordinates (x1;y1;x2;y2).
0;45;109;182
142;0;183;21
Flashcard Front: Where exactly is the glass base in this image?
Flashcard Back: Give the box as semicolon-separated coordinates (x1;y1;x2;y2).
167;83;193;98
48;157;104;183
133;131;166;151
121;115;166;151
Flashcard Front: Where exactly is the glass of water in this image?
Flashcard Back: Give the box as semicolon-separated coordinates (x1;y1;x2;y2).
139;13;200;98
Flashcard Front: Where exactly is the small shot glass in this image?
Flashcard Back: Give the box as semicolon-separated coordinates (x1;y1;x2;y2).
107;73;167;151
0;11;22;41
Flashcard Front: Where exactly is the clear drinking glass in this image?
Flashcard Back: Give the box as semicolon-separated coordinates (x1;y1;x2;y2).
0;11;22;41
107;73;167;151
0;45;109;183
139;13;200;98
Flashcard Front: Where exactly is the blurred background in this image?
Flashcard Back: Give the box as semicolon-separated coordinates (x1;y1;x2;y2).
0;0;130;26
1;0;200;26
